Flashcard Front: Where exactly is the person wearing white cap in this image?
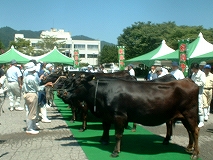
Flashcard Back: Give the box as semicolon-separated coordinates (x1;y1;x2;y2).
38;63;54;123
199;61;206;71
6;59;24;111
86;65;93;72
23;62;53;134
203;64;213;121
153;60;168;75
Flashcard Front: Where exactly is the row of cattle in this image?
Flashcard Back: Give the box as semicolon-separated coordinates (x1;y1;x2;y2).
43;70;200;159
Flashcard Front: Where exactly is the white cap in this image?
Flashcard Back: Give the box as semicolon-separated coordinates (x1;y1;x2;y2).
24;62;36;71
46;63;53;69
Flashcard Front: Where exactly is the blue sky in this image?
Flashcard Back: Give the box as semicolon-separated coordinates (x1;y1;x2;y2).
1;0;213;44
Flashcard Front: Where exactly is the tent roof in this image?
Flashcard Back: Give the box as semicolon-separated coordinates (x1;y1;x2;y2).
157;32;213;65
125;40;175;67
38;46;74;65
0;46;30;64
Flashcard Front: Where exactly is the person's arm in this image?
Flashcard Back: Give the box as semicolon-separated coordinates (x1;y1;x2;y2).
18;77;22;89
195;73;206;86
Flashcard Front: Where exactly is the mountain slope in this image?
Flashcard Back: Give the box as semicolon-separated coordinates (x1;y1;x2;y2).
0;27;115;49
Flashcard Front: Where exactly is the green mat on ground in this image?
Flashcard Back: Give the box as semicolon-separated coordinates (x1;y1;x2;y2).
54;95;196;160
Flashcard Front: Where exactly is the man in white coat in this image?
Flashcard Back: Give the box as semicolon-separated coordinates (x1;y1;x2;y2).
191;63;206;128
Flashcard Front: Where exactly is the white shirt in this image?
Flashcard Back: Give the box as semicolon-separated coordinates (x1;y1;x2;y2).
170;69;185;80
6;65;22;82
158;72;166;78
191;70;206;87
162;67;169;75
129;68;135;76
23;73;45;93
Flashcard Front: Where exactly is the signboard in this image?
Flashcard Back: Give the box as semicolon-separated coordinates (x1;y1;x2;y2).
73;50;79;68
117;46;125;70
178;40;189;77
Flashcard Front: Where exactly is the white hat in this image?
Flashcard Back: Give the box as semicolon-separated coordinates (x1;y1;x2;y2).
199;61;206;66
153;60;161;66
24;62;35;69
88;65;92;68
25;62;36;72
46;63;53;69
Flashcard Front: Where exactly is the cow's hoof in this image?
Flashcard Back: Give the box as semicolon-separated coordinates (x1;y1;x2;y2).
99;139;109;145
163;139;170;145
190;154;198;160
70;120;75;123
185;148;194;154
79;128;86;132
131;128;136;132
111;151;119;158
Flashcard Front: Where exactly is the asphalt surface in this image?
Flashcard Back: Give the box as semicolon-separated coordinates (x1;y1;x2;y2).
0;97;213;160
0;97;88;160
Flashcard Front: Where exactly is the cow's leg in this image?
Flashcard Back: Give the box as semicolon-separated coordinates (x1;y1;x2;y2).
79;102;88;132
70;104;76;123
100;121;111;145
131;123;137;132
182;118;200;159
111;116;126;157
163;120;173;145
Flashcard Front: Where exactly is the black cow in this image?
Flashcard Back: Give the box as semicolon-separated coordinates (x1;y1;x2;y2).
68;74;200;159
55;71;136;131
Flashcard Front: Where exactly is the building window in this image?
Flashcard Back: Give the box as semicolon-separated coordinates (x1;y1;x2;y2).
74;44;85;50
79;54;85;58
87;45;98;50
87;54;98;58
66;44;71;48
32;43;36;47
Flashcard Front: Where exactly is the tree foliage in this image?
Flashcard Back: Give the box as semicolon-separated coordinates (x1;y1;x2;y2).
35;35;66;56
9;38;34;55
0;40;4;55
99;45;118;64
118;21;213;60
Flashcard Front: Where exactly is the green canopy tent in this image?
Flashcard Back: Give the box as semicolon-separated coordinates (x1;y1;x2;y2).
125;40;175;67
157;32;213;65
38;46;74;65
0;46;30;63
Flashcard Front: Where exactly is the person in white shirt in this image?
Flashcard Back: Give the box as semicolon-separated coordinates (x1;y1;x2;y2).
153;60;168;75
191;63;206;128
202;64;213;121
127;64;135;76
170;61;185;80
86;65;93;73
6;60;24;111
155;67;166;78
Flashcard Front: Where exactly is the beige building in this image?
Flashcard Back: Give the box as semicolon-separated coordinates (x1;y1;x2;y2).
15;28;101;66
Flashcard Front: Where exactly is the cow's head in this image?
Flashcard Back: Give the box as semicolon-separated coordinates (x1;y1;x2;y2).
67;74;95;100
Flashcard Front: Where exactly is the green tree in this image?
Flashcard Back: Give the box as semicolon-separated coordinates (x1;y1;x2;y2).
99;45;118;64
0;40;5;54
118;21;213;60
9;38;34;55
35;35;66;56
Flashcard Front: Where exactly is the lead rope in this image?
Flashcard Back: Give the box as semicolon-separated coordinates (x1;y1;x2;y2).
94;80;99;112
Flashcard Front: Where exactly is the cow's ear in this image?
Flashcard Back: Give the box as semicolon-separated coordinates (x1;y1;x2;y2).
85;75;95;82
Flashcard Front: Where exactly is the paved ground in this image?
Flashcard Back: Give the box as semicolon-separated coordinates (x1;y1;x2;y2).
0;97;88;160
0;97;213;160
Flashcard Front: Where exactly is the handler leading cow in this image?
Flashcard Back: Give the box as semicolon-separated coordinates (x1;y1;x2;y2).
69;74;200;159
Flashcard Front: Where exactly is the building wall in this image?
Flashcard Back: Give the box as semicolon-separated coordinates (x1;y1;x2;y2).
14;28;100;66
